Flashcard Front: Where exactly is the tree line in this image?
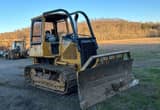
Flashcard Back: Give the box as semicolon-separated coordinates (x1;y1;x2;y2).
0;19;160;49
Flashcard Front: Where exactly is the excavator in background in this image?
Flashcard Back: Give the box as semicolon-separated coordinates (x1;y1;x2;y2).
24;9;138;109
5;40;28;59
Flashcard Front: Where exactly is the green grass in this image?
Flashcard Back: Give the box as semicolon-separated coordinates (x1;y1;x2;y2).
88;67;160;110
132;51;160;61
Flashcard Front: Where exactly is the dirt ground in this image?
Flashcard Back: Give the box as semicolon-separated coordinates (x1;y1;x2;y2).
0;38;160;110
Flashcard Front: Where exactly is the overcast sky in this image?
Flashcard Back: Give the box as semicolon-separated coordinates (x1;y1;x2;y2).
0;0;160;33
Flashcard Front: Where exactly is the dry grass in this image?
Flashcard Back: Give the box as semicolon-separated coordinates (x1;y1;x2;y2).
98;37;160;45
0;19;160;49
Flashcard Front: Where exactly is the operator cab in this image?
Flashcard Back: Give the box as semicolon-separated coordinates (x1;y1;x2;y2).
30;9;98;66
44;14;68;54
31;13;72;56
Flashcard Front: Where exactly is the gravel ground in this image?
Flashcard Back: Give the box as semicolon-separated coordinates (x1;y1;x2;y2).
0;58;80;110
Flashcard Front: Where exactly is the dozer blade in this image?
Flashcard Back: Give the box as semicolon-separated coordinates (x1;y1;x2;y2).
77;51;139;110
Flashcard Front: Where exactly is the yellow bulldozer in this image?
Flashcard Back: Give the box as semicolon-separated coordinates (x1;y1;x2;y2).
24;9;138;109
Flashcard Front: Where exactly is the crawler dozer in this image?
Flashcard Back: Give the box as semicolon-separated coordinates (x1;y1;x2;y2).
24;9;138;109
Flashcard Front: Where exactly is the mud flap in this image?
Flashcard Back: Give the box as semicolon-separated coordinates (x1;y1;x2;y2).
78;59;138;110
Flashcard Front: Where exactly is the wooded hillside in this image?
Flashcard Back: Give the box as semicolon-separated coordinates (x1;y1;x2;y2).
90;19;160;40
0;19;160;49
0;28;30;49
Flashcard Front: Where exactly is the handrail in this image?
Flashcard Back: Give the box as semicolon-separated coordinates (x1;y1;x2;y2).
70;11;95;38
80;50;131;71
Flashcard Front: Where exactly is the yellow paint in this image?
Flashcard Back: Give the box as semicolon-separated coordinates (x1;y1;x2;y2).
60;41;81;71
30;16;82;72
30;45;43;57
